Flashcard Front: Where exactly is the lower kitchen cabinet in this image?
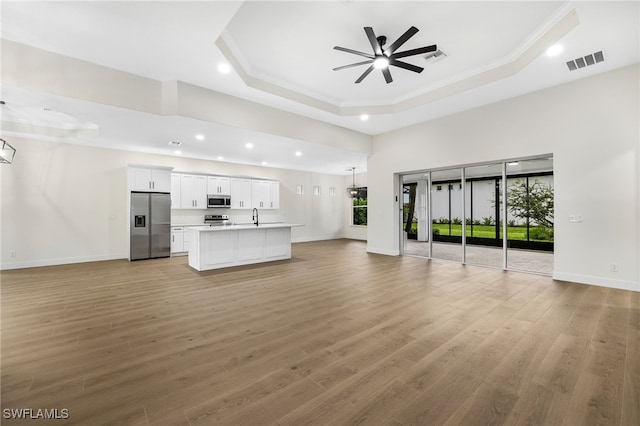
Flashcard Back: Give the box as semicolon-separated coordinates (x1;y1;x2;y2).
171;227;185;254
171;226;193;255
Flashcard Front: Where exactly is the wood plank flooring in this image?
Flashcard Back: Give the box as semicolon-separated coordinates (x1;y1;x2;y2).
1;239;638;425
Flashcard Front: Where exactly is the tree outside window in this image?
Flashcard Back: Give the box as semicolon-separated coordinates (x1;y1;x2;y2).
352;187;367;226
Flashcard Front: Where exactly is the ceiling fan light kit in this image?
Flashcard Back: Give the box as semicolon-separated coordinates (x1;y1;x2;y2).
333;26;437;84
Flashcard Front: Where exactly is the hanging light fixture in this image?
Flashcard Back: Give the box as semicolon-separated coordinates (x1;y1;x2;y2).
346;167;359;198
0;138;16;164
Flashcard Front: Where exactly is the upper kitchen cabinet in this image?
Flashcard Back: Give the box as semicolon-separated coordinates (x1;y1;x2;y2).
252;179;280;209
269;181;280;209
230;178;252;209
207;176;231;195
180;174;207;209
128;166;172;192
251;180;269;209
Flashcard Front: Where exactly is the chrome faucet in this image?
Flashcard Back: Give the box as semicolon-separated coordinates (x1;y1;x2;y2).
252;208;259;226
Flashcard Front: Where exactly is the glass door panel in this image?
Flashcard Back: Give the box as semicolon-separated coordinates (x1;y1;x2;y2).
505;157;554;274
464;163;504;268
402;175;429;257
431;169;462;262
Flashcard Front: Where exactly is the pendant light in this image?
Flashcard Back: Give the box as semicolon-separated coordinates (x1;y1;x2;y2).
347;167;358;198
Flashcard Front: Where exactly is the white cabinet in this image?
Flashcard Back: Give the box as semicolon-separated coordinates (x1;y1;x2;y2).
170;173;279;210
170;173;181;208
171;226;192;255
202;231;237;267
180;174;207;209
237;229;264;261
251;180;280;209
129;167;171;192
251;180;270;209
171;227;185;253
231;178;252;209
188;226;292;271
183;228;191;251
268;181;280;209
207;176;230;195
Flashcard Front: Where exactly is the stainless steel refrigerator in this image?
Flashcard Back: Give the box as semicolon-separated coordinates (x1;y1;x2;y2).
130;192;171;260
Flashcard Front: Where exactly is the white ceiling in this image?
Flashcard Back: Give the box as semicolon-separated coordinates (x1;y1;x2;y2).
1;1;638;175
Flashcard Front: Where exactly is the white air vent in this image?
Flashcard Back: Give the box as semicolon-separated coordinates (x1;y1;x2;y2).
425;49;447;64
566;51;604;71
168;140;182;146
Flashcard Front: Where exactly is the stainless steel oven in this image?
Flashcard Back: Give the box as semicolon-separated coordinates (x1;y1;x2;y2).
207;194;231;208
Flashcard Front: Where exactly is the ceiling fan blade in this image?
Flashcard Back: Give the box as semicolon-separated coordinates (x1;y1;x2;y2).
364;27;382;55
392;45;437;59
390;58;424;73
334;46;375;59
382;67;393;84
333;60;373;71
383;26;419;55
355;64;375;83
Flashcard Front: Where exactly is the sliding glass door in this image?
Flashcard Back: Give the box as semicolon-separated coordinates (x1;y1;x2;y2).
505;157;554;274
400;156;554;275
463;163;504;269
402;176;430;257
431;169;463;262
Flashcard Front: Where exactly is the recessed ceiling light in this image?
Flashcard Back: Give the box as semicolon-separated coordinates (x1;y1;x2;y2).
217;63;231;74
261;161;268;166
546;44;563;57
245;143;253;149
295;151;302;157
360;114;369;121
507;161;519;166
195;134;205;141
217;156;224;160
174;150;182;155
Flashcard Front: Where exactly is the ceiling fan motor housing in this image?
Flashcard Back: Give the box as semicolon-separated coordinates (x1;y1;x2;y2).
333;26;437;84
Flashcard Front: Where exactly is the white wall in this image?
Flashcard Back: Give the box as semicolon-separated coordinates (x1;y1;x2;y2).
0;138;346;269
368;64;639;292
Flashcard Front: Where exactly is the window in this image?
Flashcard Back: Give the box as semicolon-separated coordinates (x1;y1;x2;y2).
352;187;367;226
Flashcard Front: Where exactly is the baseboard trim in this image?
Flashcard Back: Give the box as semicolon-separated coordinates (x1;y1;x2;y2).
1;253;128;271
292;235;343;243
366;246;400;256
553;271;639;292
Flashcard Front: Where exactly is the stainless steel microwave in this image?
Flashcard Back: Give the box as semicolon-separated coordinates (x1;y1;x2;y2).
207;194;231;208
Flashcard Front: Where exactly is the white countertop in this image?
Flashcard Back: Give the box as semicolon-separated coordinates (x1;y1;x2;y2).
187;223;302;232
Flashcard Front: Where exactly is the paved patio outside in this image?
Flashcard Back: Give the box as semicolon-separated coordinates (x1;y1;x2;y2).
403;240;553;275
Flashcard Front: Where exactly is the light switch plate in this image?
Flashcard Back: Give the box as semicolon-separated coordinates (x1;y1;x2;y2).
569;214;582;222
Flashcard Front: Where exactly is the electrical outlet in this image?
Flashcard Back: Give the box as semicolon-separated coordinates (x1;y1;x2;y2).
569;215;583;223
610;263;619;272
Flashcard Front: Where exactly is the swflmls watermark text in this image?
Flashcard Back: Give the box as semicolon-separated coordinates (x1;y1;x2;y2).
3;408;69;420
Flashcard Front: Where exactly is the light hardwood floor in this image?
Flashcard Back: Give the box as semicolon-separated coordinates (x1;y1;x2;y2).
1;239;638;425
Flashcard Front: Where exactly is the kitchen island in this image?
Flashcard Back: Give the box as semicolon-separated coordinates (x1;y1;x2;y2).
187;223;301;271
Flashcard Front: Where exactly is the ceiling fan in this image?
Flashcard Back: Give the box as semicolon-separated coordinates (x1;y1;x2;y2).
333;26;436;84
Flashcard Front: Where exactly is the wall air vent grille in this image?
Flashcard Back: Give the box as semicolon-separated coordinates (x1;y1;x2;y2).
566;50;604;71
